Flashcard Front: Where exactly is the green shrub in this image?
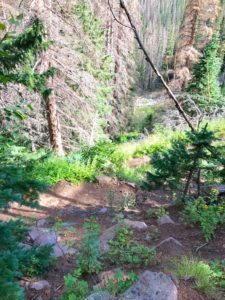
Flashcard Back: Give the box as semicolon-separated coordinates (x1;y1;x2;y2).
0;220;54;299
182;190;225;241
116;132;140;144
61;269;89;300
105;270;138;296
170;257;219;294
29;156;96;185
81;140;125;172
143;127;224;193
106;225;156;267
20;245;55;277
76;217;102;274
187;33;223;112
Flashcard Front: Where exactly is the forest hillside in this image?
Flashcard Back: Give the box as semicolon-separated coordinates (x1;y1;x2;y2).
0;0;225;299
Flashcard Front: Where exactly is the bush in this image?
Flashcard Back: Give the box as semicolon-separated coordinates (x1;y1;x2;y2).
143;127;224;193
0;220;54;299
76;217;102;274
182;190;225;241
106;225;156;267
170;257;219;294
61;269;89;300
28;156;96;185
105;270;138;296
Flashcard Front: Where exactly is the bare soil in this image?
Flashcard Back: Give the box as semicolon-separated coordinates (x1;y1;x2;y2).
1;179;225;300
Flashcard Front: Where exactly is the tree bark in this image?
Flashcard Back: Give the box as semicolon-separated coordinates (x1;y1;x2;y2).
46;68;64;156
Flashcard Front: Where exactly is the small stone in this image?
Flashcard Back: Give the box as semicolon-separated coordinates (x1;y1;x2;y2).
85;291;113;300
158;215;175;225
62;221;77;228
30;280;50;291
99;207;108;214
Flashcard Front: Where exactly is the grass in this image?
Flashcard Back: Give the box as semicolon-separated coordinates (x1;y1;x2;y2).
169;257;218;294
27;156;96;185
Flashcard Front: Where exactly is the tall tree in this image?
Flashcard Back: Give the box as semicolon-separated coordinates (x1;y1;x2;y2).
173;0;221;90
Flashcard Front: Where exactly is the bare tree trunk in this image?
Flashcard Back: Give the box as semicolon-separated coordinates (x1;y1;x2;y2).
45;64;64;156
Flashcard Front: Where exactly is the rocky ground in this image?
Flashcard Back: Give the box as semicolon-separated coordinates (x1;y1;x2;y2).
1;158;225;300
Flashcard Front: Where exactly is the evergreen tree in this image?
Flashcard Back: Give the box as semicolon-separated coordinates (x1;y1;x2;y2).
0;18;54;300
187;33;223;112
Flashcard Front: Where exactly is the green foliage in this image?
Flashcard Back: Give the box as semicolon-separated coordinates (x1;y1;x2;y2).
146;207;168;220
74;1;105;51
210;259;225;290
76;217;102;274
74;1;113;126
20;245;54;277
0;220;54;300
170;257;219;294
0;18;53;99
187;33;223;112
105;270;138;296
28;155;96;185
106;225;156;267
81;140;125;172
116;132;140;144
0;19;54;300
61;269;89;300
144;126;223;191
182;190;225;241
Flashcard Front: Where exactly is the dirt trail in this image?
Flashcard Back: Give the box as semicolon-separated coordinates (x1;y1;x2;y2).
1;178;225;299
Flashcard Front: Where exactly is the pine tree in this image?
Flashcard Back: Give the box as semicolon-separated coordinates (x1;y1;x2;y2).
0;18;54;300
187;33;223;112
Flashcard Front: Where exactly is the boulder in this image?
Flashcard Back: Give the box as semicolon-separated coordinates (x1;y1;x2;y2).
100;220;147;251
34;230;57;246
117;271;178;300
85;291;113;300
96;176;116;185
53;243;76;257
157;237;184;256
158;215;175;225
30;280;50;291
36;219;48;227
124;219;148;230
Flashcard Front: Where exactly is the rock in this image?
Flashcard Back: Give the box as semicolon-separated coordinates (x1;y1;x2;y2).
100;225;117;251
117;271;178;300
158;215;175;225
157;237;184;256
61;221;77;228
124;219;148;230
203;185;225;195
53;243;76;257
34;229;57;246
99;207;108;214
100;220;147;251
30;280;50;291
29;227;43;241
36;219;48;227
85;291;113;300
96;176;116;185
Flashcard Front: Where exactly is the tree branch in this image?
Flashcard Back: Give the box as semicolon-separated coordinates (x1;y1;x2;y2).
117;0;195;132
